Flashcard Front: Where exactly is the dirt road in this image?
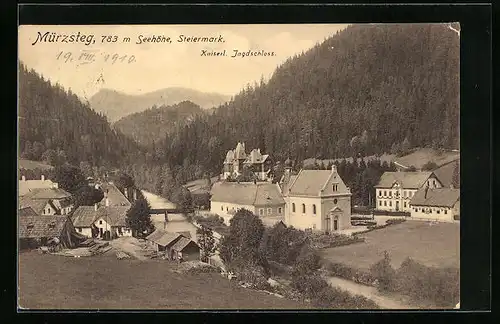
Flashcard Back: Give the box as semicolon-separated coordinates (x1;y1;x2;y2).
323;275;412;309
109;237;148;260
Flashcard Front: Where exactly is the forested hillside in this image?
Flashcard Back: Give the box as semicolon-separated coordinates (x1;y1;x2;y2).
89;88;230;122
113;101;204;147
18;63;143;169
150;23;459;178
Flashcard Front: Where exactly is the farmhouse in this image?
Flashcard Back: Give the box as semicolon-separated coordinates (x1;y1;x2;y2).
282;165;352;234
375;172;442;213
99;182;132;207
433;160;460;189
18;174;59;197
71;202;131;239
19;214;85;250
410;187;460;222
210;181;285;226
19;187;73;216
221;142;272;181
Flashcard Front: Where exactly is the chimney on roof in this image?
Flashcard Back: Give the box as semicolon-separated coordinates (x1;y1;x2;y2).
332;164;337;173
94;203;98;211
424;183;429;199
21;175;26;181
105;198;110;207
41;175;45;181
134;189;137;201
124;187;128;198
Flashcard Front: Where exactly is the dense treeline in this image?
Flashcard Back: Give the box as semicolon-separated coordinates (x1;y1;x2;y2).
148;24;458;178
18;63;144;169
113;101;205;147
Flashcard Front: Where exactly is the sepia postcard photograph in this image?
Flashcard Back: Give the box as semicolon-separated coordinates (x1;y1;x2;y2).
18;22;461;311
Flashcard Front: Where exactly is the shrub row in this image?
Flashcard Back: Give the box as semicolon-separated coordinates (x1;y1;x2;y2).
309;233;365;249
291;274;379;309
351;215;375;221
324;262;376;286
373;210;411;217
354;218;406;236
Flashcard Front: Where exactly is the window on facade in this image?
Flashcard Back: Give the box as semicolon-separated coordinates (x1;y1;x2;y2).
259;208;264;216
334;198;338;204
378;190;381;197
389;201;392;207
267;208;272;215
437;210;440;214
278;207;282;214
78;228;82;232
389;191;392;197
99;220;103;225
292;203;295;213
404;202;407;208
384;190;387;196
313;204;316;215
414;208;417;212
302;204;306;213
384;201;387;206
312;224;316;230
226;207;228;212
221;206;223;211
379;201;382;206
409;191;413;197
403;191;407;197
444;210;448;214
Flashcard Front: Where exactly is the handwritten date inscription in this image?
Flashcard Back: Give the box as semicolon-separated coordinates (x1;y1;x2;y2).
56;50;136;65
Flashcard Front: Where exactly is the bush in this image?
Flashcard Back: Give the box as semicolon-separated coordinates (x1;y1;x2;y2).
309;232;364;249
291;273;329;298
292;245;321;276
369;251;396;292
395;257;459;307
325;262;376;286
237;265;271;290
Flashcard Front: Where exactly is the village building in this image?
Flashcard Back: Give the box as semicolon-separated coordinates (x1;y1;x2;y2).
19;187;73;216
375;171;443;213
410;187;460;222
19;213;85;250
210;181;285;226
433;160;460;189
146;229;200;261
71;186;132;239
280;165;352;234
221;142;271;181
18;174;58;197
99;182;133;207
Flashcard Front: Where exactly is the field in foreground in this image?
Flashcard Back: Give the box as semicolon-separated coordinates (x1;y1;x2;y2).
320;220;460;270
19;252;308;310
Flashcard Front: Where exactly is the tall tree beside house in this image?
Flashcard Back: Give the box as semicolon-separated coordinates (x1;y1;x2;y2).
52;164;87;194
261;223;308;266
72;186;104;209
125;198;154;238
422;161;439;171
196;226;216;263
171;187;193;212
219;209;265;267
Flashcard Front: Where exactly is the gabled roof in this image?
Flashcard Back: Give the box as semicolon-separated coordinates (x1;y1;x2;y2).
375;172;435;189
19;197;52;215
100;183;132;207
177;231;192;239
19;206;38;217
28;187;71;200
19;215;69;239
288;168;350;197
433;161;459;188
146;229;182;247
72;205;130;227
171;237;199;252
279;171;297;196
410;188;460;208
210;182;285;206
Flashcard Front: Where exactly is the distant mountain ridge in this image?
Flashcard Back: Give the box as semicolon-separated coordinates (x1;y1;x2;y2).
89;87;231;123
113;101;205;147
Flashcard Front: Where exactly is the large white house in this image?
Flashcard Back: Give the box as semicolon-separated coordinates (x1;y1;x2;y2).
280;165;352;234
210;181;285;226
375;172;442;212
410;187;460;222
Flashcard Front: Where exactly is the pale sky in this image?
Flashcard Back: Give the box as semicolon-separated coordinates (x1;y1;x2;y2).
18;24;348;100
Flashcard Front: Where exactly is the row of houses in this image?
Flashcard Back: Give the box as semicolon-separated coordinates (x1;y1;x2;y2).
209;144;460;235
